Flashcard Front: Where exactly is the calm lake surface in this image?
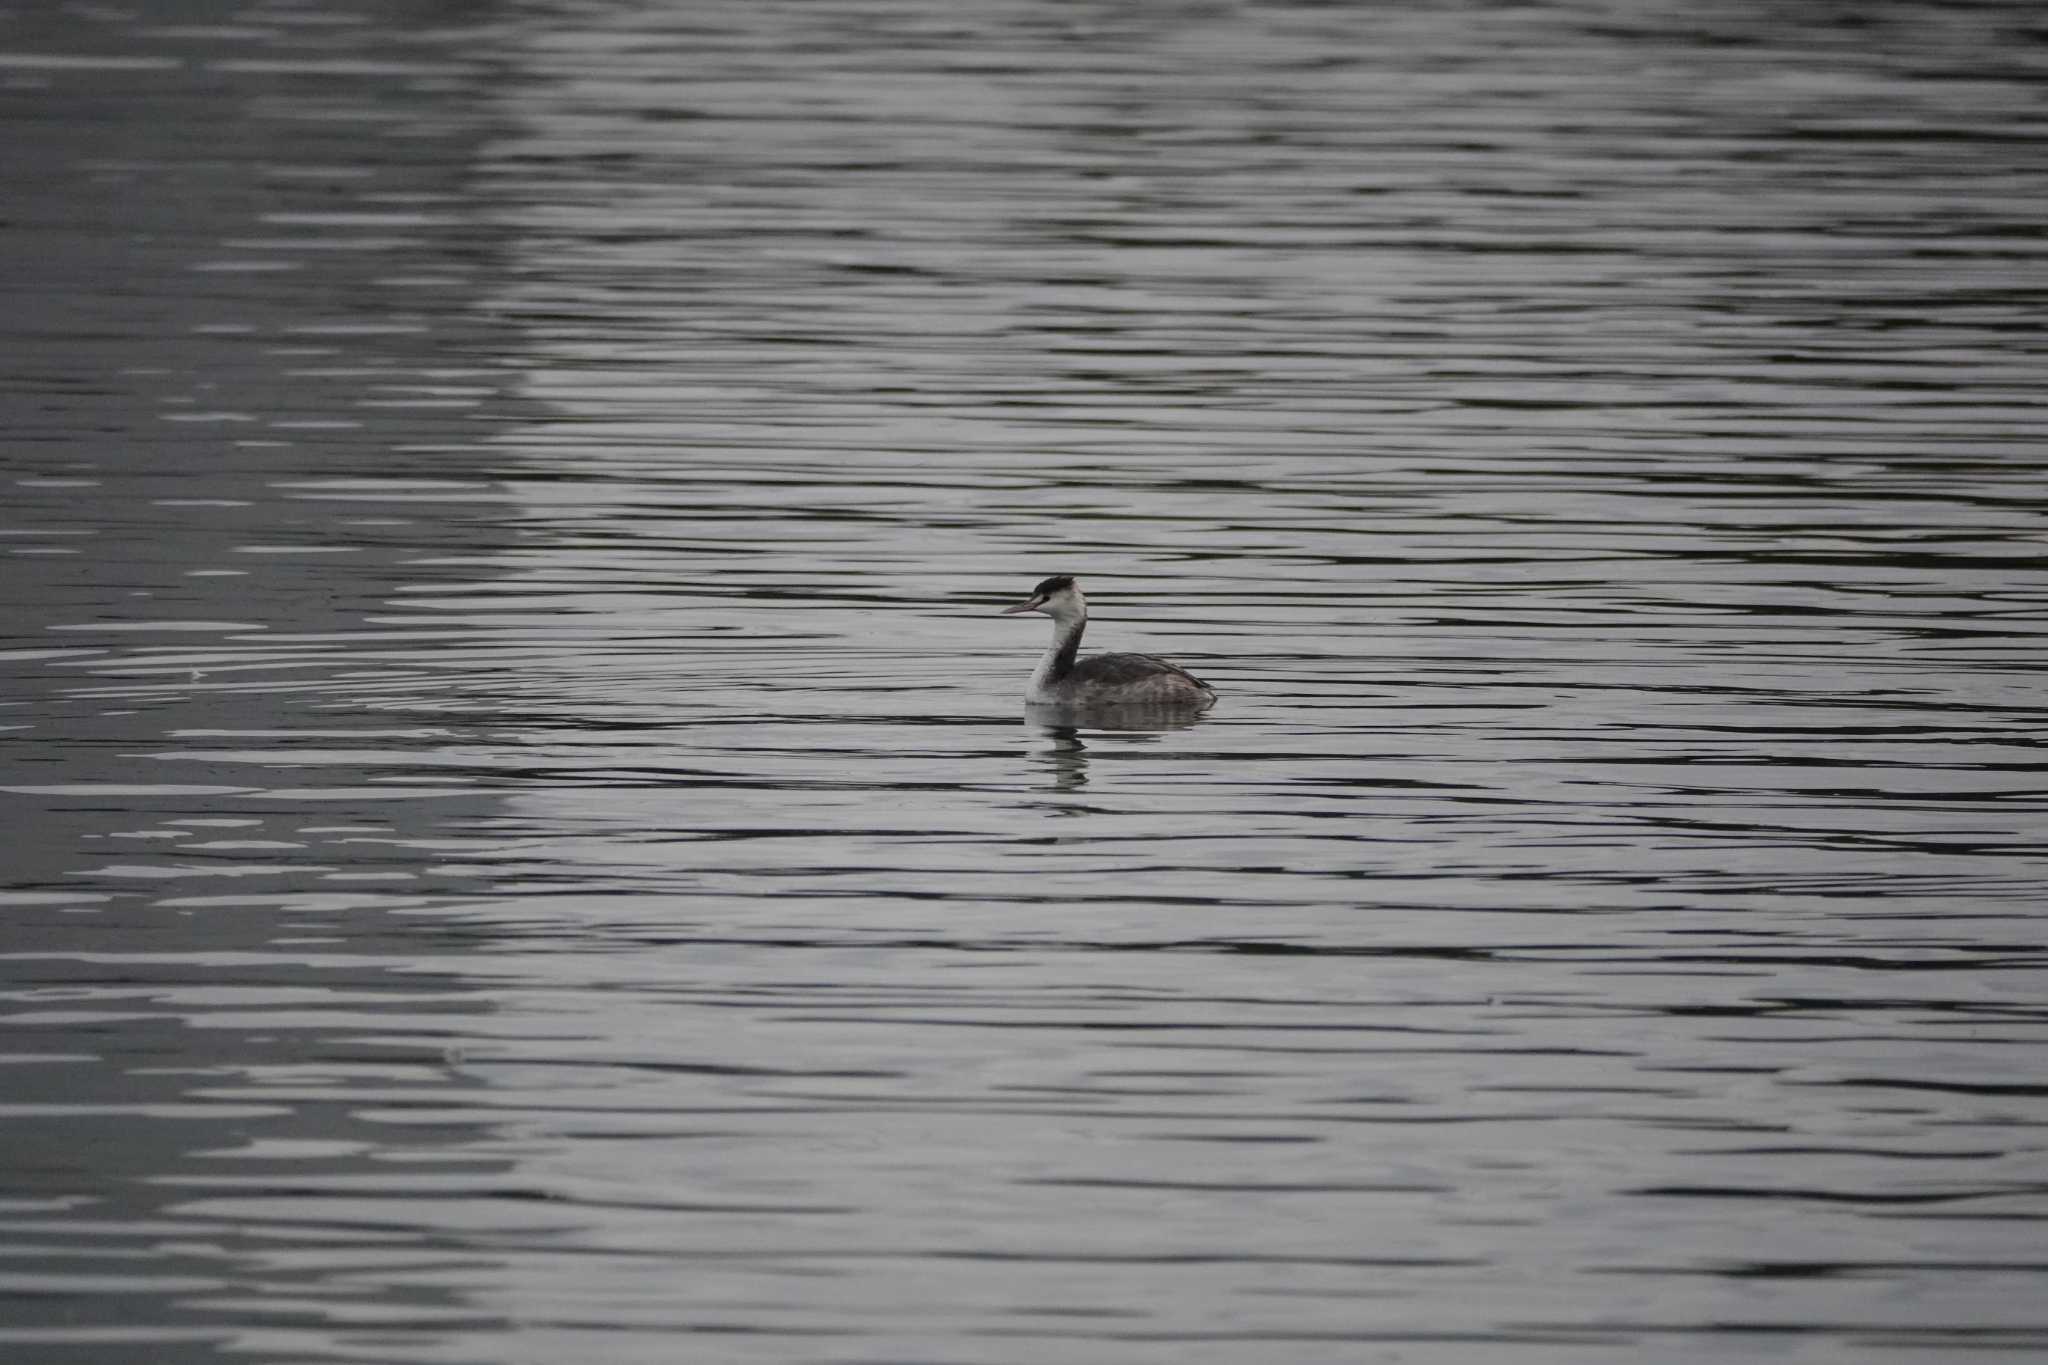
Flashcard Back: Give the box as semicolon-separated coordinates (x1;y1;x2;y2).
3;2;2045;1361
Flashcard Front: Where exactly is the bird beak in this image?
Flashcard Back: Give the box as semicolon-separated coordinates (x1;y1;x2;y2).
999;597;1042;615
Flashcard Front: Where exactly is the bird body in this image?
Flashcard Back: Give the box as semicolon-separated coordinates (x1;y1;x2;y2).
1000;575;1216;710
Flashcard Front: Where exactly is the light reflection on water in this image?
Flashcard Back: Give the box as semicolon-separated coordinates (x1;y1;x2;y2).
2;0;2046;1361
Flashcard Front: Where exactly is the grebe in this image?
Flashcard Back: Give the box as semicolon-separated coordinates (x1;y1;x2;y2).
999;575;1216;710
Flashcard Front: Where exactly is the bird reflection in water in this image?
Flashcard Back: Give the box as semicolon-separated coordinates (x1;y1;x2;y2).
1024;706;1208;797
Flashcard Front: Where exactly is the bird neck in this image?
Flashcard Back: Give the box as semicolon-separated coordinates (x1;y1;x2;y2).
1034;607;1087;688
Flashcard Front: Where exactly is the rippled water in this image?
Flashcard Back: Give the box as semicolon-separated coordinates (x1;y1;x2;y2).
4;2;2046;1361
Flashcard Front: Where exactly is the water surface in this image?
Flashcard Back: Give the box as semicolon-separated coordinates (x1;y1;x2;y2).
2;2;2045;1361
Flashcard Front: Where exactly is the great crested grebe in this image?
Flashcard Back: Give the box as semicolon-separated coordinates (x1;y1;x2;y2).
999;575;1216;709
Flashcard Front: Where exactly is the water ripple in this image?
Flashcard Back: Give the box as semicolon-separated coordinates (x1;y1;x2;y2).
1;0;2044;1361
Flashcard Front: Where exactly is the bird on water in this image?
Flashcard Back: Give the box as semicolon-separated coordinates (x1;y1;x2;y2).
999;575;1216;710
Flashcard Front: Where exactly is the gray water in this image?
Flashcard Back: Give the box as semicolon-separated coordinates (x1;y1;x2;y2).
3;2;2046;1362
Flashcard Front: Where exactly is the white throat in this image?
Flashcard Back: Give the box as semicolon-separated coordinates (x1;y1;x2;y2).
1028;590;1089;701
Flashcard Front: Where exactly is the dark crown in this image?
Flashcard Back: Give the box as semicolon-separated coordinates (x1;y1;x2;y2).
1032;574;1077;597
